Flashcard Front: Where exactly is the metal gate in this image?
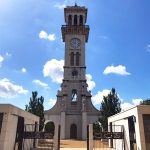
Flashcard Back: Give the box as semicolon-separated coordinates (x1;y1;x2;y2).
23;124;54;150
93;125;125;150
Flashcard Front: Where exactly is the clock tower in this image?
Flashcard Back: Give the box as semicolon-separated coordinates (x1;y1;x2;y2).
44;4;101;140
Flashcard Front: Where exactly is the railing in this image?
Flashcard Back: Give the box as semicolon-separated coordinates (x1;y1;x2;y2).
92;125;125;150
62;25;89;28
23;124;54;150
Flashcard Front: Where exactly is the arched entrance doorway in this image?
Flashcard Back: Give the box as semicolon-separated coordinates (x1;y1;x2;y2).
45;121;55;135
70;124;77;139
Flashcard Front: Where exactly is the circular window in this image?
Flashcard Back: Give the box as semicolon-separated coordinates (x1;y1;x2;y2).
72;70;78;76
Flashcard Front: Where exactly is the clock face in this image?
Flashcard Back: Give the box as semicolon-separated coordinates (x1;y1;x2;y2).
70;38;80;48
72;70;78;76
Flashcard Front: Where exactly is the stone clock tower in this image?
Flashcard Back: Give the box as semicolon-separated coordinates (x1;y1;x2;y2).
44;4;101;140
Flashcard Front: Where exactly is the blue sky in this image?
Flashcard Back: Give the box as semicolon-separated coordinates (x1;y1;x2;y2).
0;0;150;111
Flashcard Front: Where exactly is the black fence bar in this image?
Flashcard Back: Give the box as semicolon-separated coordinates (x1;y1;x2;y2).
87;125;89;150
24;132;53;139
94;132;123;139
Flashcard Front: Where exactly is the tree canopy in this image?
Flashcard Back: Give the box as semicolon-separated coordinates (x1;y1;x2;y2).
99;88;121;131
140;99;150;105
25;91;45;131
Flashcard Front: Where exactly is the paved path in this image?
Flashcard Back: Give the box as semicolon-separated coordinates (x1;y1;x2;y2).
31;139;114;150
60;148;115;150
60;139;114;150
60;139;87;148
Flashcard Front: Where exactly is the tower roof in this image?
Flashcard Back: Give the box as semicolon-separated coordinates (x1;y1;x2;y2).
64;5;88;23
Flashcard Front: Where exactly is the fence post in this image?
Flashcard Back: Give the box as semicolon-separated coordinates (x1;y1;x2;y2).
109;122;113;148
89;124;93;150
54;124;59;150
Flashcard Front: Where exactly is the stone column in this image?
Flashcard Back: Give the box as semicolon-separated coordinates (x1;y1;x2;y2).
83;15;85;25
72;15;74;25
82;111;87;140
54;124;59;150
66;16;68;25
60;111;66;139
60;98;66;140
77;15;80;25
89;124;93;150
82;98;87;140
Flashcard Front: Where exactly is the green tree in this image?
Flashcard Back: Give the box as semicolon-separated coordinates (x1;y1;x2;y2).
25;91;45;131
45;121;55;135
99;88;121;131
93;121;102;134
140;99;150;105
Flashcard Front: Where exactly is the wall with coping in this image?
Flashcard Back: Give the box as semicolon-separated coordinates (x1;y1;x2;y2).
0;104;39;150
108;105;150;150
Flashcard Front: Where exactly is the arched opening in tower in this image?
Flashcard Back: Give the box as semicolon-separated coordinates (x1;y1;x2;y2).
68;15;72;25
74;15;77;25
79;15;83;25
72;89;77;101
76;52;79;66
70;52;74;66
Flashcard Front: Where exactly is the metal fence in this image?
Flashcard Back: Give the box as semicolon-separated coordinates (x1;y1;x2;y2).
23;124;54;150
93;125;124;150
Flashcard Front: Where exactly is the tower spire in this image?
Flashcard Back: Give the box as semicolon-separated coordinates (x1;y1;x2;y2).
75;0;77;6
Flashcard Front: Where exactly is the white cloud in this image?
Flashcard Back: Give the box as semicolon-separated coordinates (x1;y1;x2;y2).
146;45;150;52
6;52;12;57
33;79;49;89
39;30;56;41
99;36;107;39
86;74;96;91
0;55;4;67
132;98;142;105
92;89;110;105
121;103;133;111
0;78;29;98
103;65;130;75
22;68;26;73
121;98;142;111
54;4;66;9
43;59;64;83
48;98;56;106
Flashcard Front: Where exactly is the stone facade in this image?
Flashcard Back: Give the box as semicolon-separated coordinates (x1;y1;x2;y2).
108;105;150;150
0;104;39;150
44;4;101;140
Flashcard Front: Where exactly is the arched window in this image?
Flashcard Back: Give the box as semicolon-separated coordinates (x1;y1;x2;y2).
70;52;74;66
72;89;77;101
68;15;72;25
79;15;83;25
76;52;79;66
74;15;77;25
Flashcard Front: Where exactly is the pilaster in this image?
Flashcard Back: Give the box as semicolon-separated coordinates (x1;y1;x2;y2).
72;15;74;25
82;111;87;140
89;124;93;150
78;16;80;25
60;111;66;139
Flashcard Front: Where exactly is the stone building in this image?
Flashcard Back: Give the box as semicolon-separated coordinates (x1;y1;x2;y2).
108;105;150;150
44;4;101;140
0;104;39;150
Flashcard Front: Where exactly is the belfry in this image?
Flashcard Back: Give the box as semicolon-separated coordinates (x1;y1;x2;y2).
44;4;101;140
